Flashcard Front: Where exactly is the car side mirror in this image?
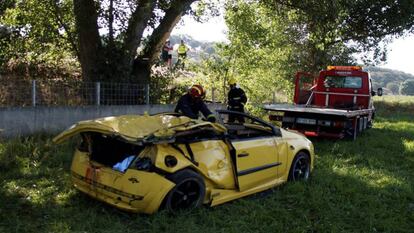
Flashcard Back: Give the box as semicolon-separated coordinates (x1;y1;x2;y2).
377;87;383;97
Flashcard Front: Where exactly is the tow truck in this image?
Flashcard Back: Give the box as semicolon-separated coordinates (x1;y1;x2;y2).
264;66;382;139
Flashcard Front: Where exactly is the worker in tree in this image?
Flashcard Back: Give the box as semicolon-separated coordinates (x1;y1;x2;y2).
162;41;169;64
162;40;173;68
227;78;247;123
175;84;216;123
176;39;188;69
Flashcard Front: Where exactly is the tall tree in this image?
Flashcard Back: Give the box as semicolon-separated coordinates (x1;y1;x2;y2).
220;0;414;103
259;0;414;72
73;0;204;83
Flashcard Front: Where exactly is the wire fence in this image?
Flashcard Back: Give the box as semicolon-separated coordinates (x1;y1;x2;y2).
0;79;149;107
0;78;288;107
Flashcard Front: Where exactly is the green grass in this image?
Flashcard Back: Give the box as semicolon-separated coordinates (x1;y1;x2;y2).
1;96;414;233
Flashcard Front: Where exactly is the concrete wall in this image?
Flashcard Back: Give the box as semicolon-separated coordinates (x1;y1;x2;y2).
0;104;224;138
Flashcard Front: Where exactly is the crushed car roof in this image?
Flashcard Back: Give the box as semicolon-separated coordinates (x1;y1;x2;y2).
53;113;227;144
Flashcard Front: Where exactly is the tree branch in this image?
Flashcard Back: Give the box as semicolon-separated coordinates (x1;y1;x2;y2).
51;0;79;59
73;0;102;81
326;22;414;47
122;0;156;66
143;0;197;63
108;0;114;49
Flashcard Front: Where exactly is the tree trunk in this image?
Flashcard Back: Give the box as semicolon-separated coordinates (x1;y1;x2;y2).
73;0;102;82
144;0;196;63
133;0;197;83
122;0;156;72
108;0;114;49
73;0;198;84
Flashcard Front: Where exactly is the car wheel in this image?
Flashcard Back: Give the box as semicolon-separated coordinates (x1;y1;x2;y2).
288;152;310;181
164;169;205;212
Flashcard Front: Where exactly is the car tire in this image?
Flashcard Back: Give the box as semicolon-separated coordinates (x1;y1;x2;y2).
288;152;310;181
164;169;205;212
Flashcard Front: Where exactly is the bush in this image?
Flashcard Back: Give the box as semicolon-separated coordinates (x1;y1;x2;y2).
399;80;414;95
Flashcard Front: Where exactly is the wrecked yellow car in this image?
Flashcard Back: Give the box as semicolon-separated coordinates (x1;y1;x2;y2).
53;110;314;214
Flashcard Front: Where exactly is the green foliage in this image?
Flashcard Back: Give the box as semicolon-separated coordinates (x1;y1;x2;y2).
223;1;296;103
0;134;75;172
150;66;189;104
374;95;414;117
386;82;400;94
260;0;414;67
1;96;414;232
220;0;414;102
0;0;16;16
399;79;414;95
0;0;76;69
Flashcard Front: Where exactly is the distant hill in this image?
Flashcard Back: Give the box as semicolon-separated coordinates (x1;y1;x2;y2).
168;34;217;62
366;66;414;94
168;35;414;95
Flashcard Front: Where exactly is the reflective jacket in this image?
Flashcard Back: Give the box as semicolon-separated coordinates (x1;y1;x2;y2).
178;44;187;55
228;87;247;111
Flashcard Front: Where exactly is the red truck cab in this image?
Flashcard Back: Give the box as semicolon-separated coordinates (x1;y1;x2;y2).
267;66;382;139
294;66;378;110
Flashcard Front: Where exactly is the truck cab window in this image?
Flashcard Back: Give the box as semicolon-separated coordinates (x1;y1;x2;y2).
324;76;362;89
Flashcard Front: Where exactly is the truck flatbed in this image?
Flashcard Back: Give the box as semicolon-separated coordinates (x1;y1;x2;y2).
264;103;374;118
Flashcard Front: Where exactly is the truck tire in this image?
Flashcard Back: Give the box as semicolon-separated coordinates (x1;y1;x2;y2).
358;117;363;133
363;117;368;130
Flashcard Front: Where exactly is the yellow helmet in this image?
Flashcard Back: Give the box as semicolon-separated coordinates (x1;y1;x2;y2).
228;78;237;85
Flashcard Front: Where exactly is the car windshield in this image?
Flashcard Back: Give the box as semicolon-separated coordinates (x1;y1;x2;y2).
324;76;362;89
216;111;275;133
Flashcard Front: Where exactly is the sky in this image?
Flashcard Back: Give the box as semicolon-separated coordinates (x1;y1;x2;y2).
172;15;228;42
172;15;414;76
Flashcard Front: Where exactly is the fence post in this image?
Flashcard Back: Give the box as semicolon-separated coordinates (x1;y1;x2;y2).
31;80;36;107
212;87;215;103
95;82;100;106
272;92;276;104
145;84;150;105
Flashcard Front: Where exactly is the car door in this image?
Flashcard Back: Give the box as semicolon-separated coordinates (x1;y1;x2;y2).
232;136;280;191
217;110;282;192
294;72;316;105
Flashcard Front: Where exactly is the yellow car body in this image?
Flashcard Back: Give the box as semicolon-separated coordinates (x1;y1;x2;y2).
53;110;314;214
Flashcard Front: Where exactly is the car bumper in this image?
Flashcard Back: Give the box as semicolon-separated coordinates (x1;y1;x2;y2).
70;152;175;214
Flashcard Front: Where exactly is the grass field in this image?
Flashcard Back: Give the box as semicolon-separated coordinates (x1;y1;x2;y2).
1;96;413;233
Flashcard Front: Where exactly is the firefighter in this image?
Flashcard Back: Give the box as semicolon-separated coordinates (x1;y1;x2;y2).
227;78;247;123
175;84;216;123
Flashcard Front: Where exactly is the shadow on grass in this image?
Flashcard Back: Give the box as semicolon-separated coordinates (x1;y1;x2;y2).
1;164;413;233
311;124;414;181
1;116;413;232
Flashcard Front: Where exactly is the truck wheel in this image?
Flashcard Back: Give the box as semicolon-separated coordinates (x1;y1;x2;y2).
358;117;363;133
288;152;310;181
164;169;205;212
363;117;368;130
368;113;375;129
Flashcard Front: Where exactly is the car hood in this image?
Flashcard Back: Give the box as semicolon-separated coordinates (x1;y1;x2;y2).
53;114;227;144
